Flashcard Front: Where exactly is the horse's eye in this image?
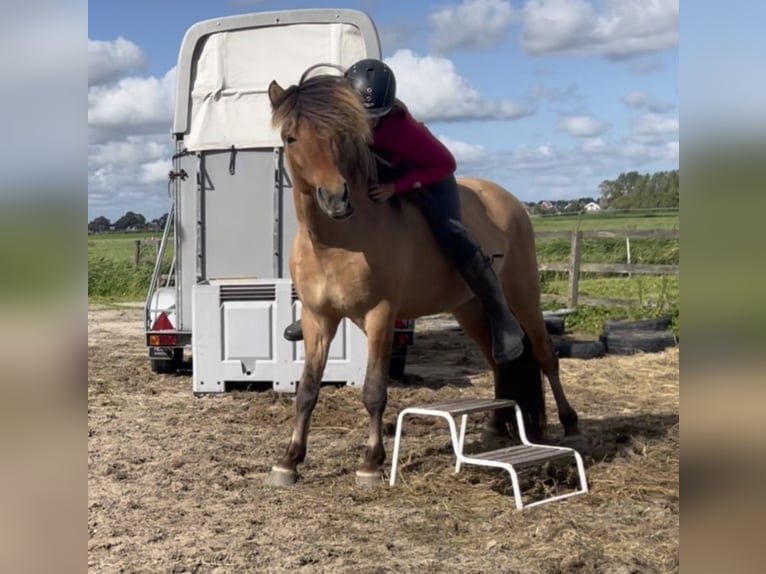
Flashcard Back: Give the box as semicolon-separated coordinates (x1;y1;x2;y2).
285;136;296;145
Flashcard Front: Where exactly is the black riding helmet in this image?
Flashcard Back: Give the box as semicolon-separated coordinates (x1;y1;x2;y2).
346;58;397;117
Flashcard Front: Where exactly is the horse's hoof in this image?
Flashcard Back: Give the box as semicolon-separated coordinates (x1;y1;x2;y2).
480;428;514;451
355;470;382;488
268;467;298;487
560;434;589;453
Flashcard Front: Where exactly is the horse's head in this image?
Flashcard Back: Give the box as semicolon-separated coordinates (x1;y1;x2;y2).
268;75;376;221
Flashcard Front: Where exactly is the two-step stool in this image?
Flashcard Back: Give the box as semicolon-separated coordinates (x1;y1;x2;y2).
388;398;589;509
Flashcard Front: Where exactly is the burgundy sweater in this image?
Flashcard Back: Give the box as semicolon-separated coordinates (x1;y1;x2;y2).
371;105;457;194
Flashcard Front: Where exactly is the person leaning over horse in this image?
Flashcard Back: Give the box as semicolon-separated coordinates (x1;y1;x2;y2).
284;58;526;365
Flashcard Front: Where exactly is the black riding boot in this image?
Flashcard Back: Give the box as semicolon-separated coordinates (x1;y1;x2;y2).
284;320;303;341
458;250;525;364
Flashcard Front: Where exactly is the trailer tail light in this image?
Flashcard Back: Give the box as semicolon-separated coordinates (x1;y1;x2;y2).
393;319;413;346
149;312;177;347
393;332;412;346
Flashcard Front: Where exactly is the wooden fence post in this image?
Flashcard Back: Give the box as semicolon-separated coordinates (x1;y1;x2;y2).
134;239;141;267
568;230;583;308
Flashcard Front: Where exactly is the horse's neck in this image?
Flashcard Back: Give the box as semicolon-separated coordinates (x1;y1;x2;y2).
293;190;349;249
292;187;375;249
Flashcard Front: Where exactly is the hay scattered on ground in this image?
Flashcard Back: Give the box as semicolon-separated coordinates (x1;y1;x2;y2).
89;307;678;573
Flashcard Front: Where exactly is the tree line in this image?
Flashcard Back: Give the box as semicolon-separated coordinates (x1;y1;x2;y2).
598;169;679;210
90;168;678;230
88;211;168;233
524;169;679;214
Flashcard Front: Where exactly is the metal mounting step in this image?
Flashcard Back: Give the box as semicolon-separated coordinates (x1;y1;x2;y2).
389;397;589;510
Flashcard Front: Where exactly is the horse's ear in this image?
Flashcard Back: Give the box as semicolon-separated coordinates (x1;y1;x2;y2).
268;80;285;109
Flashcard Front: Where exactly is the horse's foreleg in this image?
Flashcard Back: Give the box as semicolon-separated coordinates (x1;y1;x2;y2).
270;309;339;486
356;303;395;486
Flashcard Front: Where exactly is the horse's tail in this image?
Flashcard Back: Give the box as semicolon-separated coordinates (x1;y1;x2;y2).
498;334;547;441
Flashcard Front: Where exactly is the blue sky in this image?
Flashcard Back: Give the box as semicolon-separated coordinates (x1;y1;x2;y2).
88;0;679;221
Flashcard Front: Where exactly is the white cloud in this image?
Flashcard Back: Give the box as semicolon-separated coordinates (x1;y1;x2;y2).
140;159;172;184
622;91;674;113
89;137;169;169
88;67;176;141
581;137;607;152
429;0;516;54
487;144;565;172
521;0;678;59
89;37;147;86
449;134;678;203
665;141;679;160
88;136;171;183
631;113;679;137
437;135;487;163
557;115;609;137
623;140;678;161
384;49;534;122
537;145;555;158
88;135;173;220
477;144;592;200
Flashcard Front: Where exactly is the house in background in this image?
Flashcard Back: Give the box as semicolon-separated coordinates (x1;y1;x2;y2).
538;200;557;214
584;201;601;212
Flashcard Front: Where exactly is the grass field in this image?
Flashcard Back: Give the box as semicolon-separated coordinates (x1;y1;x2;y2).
88;210;680;334
88;232;173;301
529;209;679;232
88;232;173;262
526;211;679;332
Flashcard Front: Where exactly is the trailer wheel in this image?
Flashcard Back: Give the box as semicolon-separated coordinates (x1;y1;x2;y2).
150;348;183;374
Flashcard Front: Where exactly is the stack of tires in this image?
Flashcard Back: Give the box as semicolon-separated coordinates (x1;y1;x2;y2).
545;313;678;359
598;315;678;356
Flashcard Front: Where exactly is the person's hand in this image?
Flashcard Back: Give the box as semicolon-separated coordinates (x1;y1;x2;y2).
369;183;396;202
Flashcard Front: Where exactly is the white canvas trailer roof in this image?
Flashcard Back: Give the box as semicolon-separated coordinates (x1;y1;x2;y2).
172;10;380;150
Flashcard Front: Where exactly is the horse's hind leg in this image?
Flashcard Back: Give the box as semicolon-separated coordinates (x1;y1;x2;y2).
453;295;549;443
496;247;583;445
510;301;583;443
532;332;585;446
451;300;512;442
270;309;339;486
356;302;396;486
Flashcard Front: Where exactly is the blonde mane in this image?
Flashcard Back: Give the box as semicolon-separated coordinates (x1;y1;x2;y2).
270;74;377;189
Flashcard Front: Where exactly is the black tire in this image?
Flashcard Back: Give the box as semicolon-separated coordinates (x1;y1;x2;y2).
601;330;678;355
150;348;183;374
602;315;673;333
552;337;606;359
544;316;566;335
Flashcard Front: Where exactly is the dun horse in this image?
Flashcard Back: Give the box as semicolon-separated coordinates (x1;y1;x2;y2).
266;73;583;486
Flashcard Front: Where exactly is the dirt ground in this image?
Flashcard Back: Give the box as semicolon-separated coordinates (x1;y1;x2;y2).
88;305;679;574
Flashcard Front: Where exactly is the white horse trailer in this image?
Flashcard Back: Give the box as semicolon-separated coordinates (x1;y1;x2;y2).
145;9;415;391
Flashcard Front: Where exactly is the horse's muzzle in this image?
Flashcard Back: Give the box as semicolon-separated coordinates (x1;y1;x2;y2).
317;184;353;220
